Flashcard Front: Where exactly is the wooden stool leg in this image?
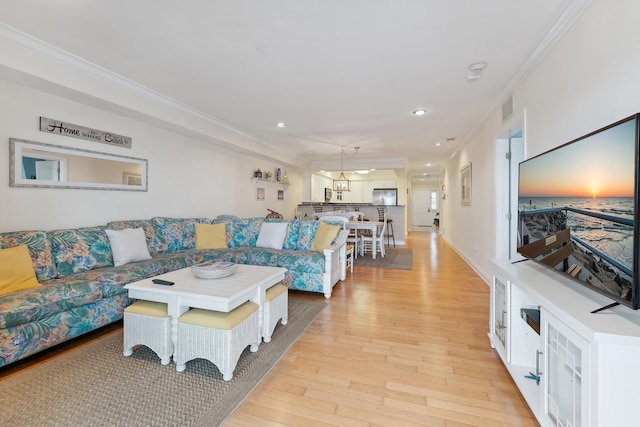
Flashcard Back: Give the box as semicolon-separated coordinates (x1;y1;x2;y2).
387;221;395;248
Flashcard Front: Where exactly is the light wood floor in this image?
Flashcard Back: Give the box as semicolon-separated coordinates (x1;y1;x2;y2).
225;231;537;426
0;231;537;426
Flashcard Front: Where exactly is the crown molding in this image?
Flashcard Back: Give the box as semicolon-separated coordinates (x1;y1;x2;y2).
464;0;595;145
495;0;594;107
0;23;295;162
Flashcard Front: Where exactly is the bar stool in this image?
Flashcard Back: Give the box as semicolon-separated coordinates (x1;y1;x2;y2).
123;300;173;365
263;284;288;342
174;301;260;381
376;207;395;247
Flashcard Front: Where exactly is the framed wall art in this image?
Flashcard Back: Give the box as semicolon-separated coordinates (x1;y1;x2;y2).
460;163;472;206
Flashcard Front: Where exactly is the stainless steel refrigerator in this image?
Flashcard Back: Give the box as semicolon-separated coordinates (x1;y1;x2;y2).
372;188;397;206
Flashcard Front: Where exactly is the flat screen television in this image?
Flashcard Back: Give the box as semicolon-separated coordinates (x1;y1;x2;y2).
517;113;640;311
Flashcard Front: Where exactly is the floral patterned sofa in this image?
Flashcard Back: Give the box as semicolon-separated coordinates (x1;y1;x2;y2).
0;216;346;367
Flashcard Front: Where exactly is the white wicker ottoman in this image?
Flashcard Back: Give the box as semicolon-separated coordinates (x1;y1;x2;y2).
174;301;260;381
123;300;173;365
263;284;288;343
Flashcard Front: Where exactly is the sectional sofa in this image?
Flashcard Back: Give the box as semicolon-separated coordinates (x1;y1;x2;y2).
0;216;346;367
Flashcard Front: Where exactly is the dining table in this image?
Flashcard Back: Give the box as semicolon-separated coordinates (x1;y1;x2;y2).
346;220;384;259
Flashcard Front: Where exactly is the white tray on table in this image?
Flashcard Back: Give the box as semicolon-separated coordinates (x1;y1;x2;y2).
190;261;238;279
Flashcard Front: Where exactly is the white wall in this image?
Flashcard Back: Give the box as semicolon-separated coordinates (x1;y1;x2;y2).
441;0;640;282
0;80;303;232
440;112;500;280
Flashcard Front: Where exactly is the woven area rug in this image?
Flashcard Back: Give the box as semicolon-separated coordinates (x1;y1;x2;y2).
0;299;325;427
354;247;413;270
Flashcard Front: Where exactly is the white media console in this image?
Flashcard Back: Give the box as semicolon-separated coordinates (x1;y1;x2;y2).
489;258;640;427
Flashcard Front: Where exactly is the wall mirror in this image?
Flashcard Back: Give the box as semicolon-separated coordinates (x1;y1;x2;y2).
9;138;148;191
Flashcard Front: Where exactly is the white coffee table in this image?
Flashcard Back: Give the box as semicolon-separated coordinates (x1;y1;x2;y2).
124;264;287;360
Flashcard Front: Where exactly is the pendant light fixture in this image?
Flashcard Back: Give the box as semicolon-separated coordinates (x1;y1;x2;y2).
333;147;358;192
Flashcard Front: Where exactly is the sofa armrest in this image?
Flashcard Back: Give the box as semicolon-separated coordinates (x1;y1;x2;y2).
322;230;347;297
325;229;348;253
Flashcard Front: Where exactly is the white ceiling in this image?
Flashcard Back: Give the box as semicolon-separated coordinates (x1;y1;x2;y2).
0;0;590;181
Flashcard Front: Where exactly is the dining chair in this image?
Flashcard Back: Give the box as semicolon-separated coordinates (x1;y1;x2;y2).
314;212;333;220
361;213;387;257
318;216;353;272
343;212;363;258
317;215;348;224
351;211;365;221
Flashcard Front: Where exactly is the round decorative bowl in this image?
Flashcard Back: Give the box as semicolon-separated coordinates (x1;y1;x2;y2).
191;261;238;279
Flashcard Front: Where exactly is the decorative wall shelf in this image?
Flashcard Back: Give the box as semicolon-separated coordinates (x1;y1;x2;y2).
251;177;290;188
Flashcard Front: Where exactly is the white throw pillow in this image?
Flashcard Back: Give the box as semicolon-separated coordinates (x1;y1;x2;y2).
106;227;152;266
255;222;288;250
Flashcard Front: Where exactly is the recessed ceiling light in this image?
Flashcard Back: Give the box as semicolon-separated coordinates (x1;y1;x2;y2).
434;142;442;147
467;62;488;82
426;163;431;167
276;122;287;128
355;170;370;175
468;62;488;73
413;109;427;116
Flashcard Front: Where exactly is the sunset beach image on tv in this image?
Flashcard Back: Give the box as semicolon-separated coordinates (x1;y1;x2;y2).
517;114;639;310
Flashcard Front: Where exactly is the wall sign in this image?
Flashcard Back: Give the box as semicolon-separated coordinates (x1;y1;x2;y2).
39;117;132;149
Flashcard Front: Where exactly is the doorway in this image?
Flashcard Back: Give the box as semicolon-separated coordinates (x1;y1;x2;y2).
495;113;525;260
412;189;437;228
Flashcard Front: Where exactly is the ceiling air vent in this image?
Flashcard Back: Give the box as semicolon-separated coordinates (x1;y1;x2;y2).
502;95;514;123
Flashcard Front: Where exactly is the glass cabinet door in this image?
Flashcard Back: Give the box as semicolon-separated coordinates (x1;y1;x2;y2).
542;310;590;427
491;275;509;360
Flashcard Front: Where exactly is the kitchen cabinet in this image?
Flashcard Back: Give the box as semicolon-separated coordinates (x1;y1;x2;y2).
311;174;334;202
372;179;396;189
310;178;389;203
361;180;373;203
345;181;362;203
334;180;370;203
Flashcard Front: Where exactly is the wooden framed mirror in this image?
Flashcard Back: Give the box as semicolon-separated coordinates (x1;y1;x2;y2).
9;138;148;191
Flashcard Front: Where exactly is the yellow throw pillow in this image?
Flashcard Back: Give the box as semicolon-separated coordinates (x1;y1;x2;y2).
310;223;341;253
0;245;41;295
195;223;228;249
